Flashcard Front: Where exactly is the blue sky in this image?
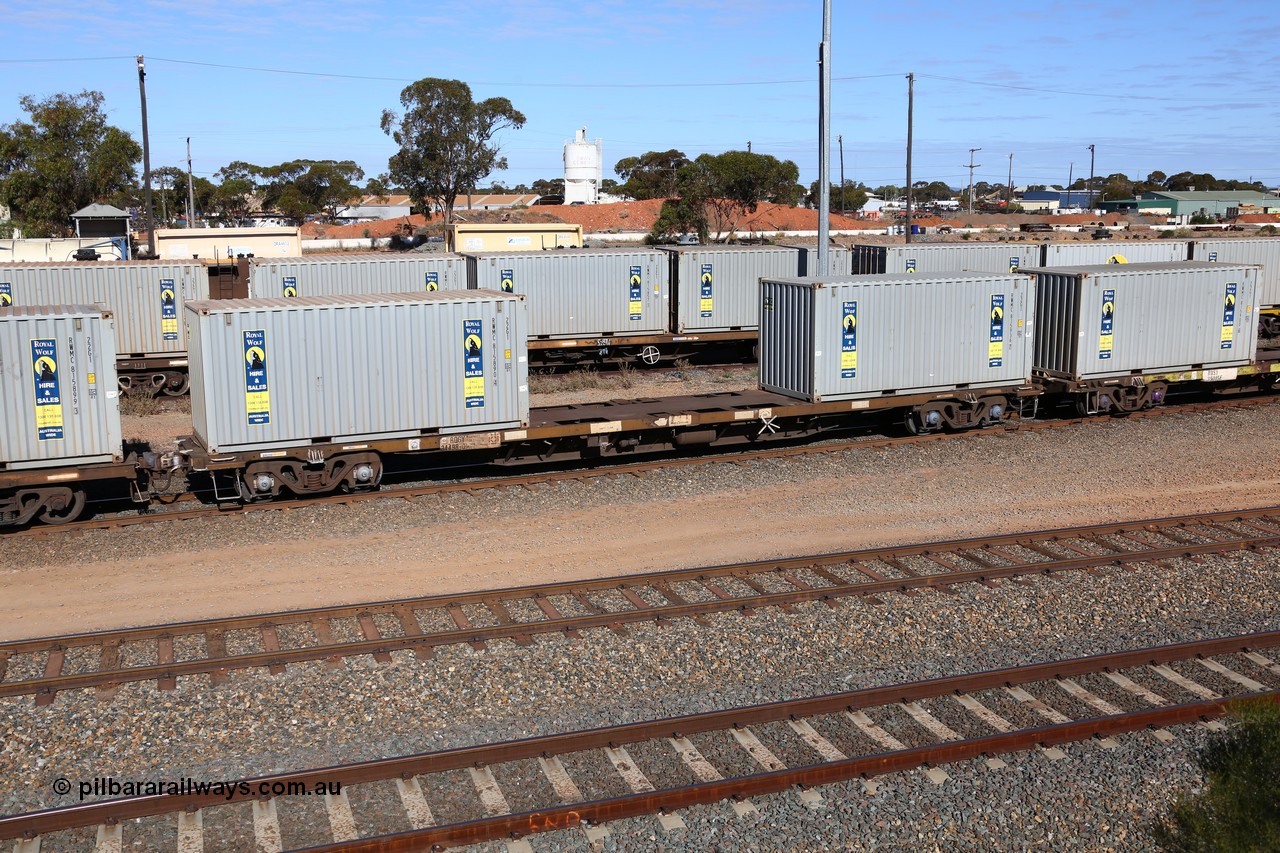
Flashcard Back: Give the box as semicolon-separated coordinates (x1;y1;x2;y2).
2;0;1277;193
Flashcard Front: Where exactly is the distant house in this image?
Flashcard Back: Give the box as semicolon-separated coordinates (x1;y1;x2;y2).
1018;190;1099;213
1099;190;1280;222
455;193;541;211
335;194;414;223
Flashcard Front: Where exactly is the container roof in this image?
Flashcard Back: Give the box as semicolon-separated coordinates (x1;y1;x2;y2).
71;203;129;219
186;290;521;312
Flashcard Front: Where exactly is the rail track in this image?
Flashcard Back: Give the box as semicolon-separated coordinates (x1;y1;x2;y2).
3;632;1276;851
3;506;1278;705
6;393;1275;539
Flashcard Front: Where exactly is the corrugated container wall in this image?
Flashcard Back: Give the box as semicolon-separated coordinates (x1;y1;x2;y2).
1042;241;1188;266
464;248;669;339
1190;238;1280;307
1028;262;1258;380
784;245;852;276
850;243;1043;275
185;291;529;453
759;272;1034;403
0;305;123;469
0;261;207;358
662;245;806;332
248;254;468;299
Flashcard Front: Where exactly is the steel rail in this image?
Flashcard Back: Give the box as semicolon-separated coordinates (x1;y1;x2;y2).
8;394;1273;538
2;508;1278;699
1;631;1275;841
7;502;1277;653
301;694;1280;852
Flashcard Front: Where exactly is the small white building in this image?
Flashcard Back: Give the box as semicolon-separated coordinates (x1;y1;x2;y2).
335;194;414;223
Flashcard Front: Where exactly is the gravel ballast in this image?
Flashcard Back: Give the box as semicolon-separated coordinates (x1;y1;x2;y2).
0;547;1275;850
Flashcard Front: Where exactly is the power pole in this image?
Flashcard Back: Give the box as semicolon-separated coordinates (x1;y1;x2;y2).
1007;152;1014;207
838;134;845;214
136;55;156;258
964;147;982;214
1087;143;1096;210
816;0;831;274
186;137;196;228
905;72;914;244
747;141;752;154
1067;162;1074;208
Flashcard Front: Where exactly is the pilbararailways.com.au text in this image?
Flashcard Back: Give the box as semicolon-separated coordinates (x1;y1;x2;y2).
53;777;341;801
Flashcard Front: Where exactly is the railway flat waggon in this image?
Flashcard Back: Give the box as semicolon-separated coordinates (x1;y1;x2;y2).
0;305;142;525
180;290;529;501
1028;261;1260;413
760;272;1035;432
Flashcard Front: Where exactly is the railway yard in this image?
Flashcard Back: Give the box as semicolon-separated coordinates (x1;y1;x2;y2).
1;369;1278;850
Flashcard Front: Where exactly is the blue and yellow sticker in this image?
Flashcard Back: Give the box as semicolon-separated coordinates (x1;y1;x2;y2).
840;301;857;379
31;339;63;441
243;330;270;425
425;272;439;292
160;278;178;341
699;264;713;317
1208;252;1218;262
989;294;1005;368
1099;289;1115;359
0;282;12;307
500;269;514;293
1221;283;1237;349
629;266;643;321
905;257;917;274
282;276;298;298
464;319;484;408
1008;257;1020;273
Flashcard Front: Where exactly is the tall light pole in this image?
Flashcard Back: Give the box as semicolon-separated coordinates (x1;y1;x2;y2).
838;134;845;214
816;0;831;274
186;137;196;228
136;55;156;258
1007;152;1014;208
905;73;914;243
965;147;982;214
1087;143;1096;211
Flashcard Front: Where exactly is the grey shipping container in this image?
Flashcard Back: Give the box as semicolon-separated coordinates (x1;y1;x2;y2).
782;245;852;276
1191;238;1280;307
850;243;1043;275
249;253;468;299
0;260;207;359
759;272;1034;403
464;248;669;339
662;245;807;332
0;305;123;469
185;291;529;453
1042;240;1188;266
1028;262;1258;380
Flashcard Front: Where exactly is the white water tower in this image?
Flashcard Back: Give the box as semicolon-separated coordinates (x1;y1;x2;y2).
563;128;602;204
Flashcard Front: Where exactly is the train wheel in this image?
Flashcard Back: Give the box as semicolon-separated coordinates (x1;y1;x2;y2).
639;346;662;366
37;488;87;525
339;456;383;493
159;370;189;397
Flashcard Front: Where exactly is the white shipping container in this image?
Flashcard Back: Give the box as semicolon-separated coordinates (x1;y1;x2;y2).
759;272;1035;403
465;248;670;339
0;305;123;469
249;253;468;298
1191;238;1280;307
850;243;1042;275
185;291;528;453
1029;262;1258;380
0;260;207;358
663;245;807;332
1042;241;1188;266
